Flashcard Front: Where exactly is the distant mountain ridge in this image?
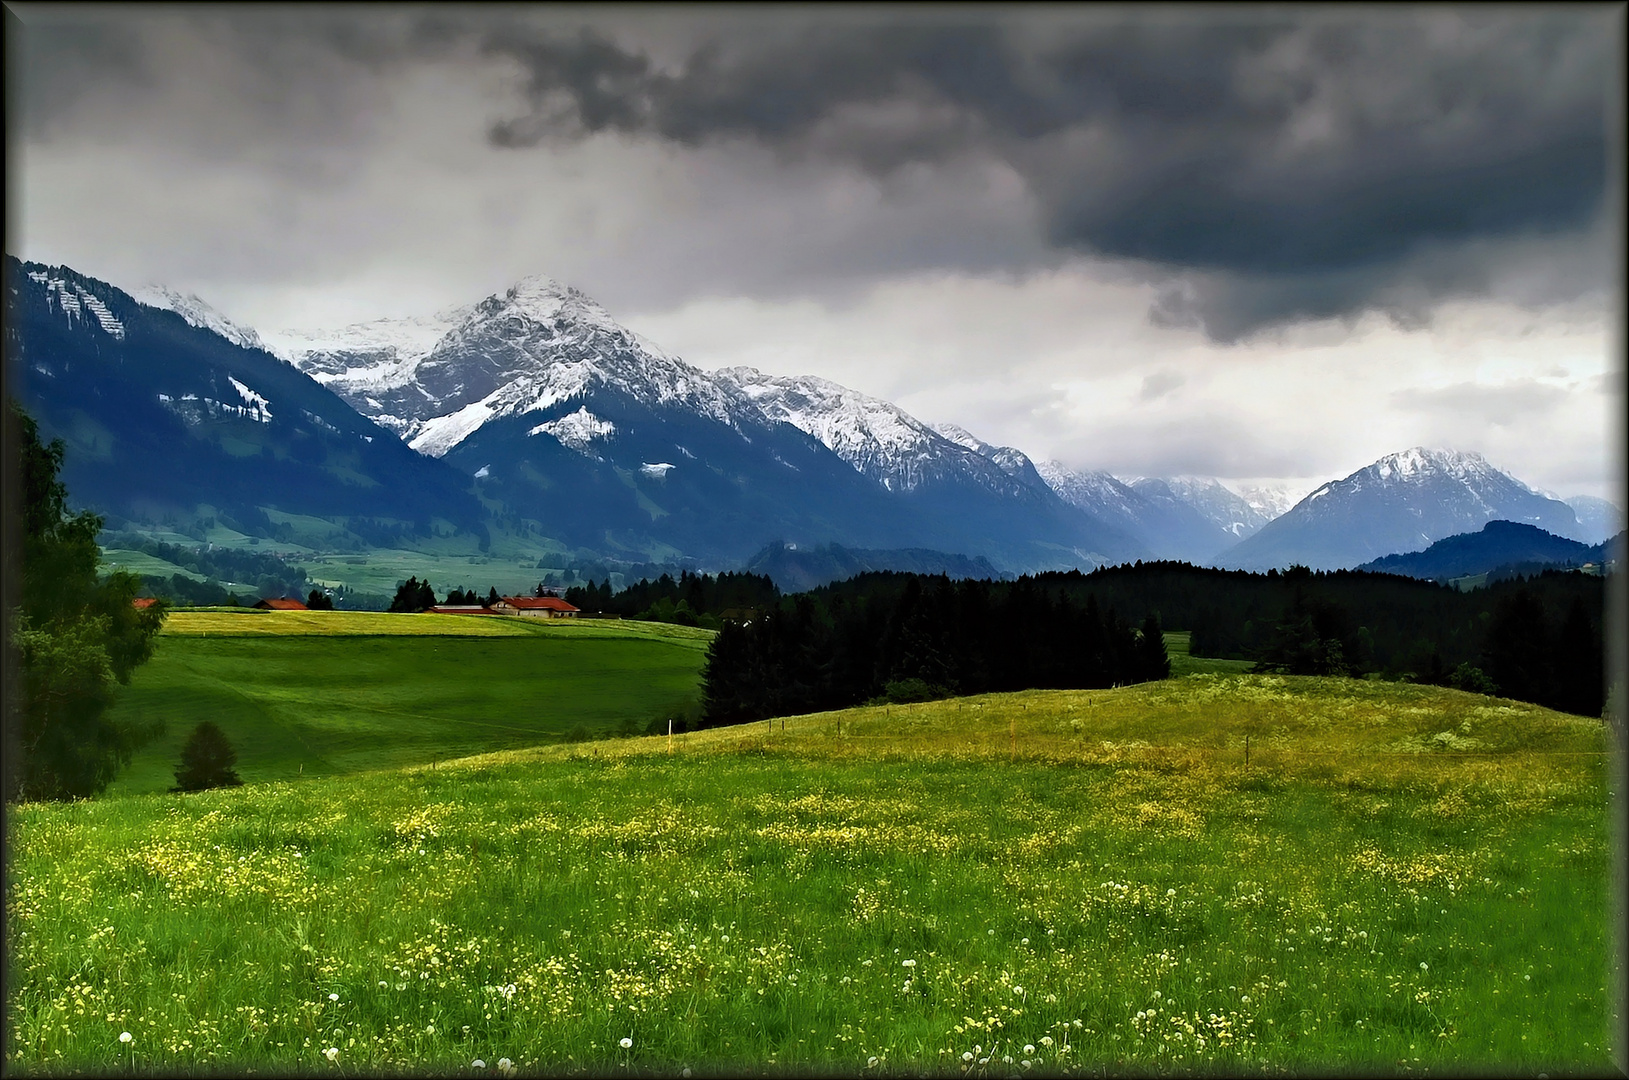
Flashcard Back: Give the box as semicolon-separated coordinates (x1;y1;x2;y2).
262;273;1151;570
1216;447;1581;571
745;541;1011;593
6;257;490;546
14;256;1593;581
1357;520;1615;581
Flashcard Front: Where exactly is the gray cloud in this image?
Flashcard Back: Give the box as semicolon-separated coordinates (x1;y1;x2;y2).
1391;380;1569;427
467;11;1613;336
1138;370;1185;402
12;7;1618;341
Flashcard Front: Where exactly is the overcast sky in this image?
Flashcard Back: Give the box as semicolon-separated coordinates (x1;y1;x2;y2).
10;5;1624;501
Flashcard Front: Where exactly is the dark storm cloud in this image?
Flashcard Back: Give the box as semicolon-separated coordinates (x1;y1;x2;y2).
15;7;1615;339
473;11;1613;337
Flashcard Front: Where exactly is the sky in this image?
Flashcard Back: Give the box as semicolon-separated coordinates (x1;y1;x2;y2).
9;5;1625;502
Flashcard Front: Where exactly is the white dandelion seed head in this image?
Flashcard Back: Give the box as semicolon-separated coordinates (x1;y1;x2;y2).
379;981;388;988
1040;1036;1053;1047
328;993;340;1001
426;1025;435;1035
1021;937;1030;945
1152;990;1161;1000
1420;962;1429;972
119;1032;132;1044
868;1057;879;1067
620;1037;633;1049
1013;985;1024;995
472;1060;486;1069
682;1070;692;1079
902;959;916;967
324;1047;339;1062
963;1051;975;1062
1024;1044;1036;1054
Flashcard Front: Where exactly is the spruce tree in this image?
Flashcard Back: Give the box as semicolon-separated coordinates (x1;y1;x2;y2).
1138;612;1172;681
172;721;243;792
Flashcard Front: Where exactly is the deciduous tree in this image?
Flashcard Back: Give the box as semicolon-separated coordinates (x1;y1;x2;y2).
9;404;166;800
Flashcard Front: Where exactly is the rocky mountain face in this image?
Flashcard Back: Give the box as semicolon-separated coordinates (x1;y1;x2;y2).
1562;495;1624;545
6;257;489;545
265;275;1146;570
20;258;1586;580
1136;476;1283;541
1216;448;1581;571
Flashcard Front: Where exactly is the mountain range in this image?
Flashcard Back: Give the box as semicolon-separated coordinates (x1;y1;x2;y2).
8;255;1618;581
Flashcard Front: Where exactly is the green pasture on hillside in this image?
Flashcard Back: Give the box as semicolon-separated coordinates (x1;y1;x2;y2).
9;675;1621;1075
103;612;712;796
1162;630;1254;676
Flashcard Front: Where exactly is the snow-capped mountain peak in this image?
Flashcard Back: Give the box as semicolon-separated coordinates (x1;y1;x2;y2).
131;285;262;351
714;367;1035;497
1217;445;1579;570
1368;446;1513;488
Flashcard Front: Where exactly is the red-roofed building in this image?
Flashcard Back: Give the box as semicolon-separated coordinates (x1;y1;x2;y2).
131;597;161;610
253;597;308;611
426;605;503;616
492;595;580;619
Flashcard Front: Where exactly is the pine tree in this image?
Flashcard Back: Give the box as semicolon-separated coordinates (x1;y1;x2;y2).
1480;587;1552;704
1551;595;1603;717
172;721;243;792
1137;612;1172;681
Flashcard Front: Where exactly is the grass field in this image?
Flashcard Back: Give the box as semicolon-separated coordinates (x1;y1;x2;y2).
9;673;1620;1074
102;612;713;796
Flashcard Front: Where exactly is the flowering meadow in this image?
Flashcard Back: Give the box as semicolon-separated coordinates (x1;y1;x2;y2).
7;674;1620;1074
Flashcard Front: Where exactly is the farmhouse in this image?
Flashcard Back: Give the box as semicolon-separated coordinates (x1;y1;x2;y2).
492;595;580;618
254;597;308;611
131;597;160;610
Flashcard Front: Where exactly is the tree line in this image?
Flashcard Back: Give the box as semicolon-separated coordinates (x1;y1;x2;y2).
699;575;1171;728
566;570;781;628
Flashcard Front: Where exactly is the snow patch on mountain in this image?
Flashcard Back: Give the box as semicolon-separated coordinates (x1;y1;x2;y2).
34;271;126;340
264;306;470;368
716;367;1028;495
409;398;496;457
227;376;272;422
1035;460;1142;515
132;286;258;350
530;406;616;454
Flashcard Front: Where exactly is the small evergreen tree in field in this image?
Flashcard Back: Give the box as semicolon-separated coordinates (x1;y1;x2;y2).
306;589;334;610
487;586;501;607
172;721;243;792
1137;612;1172;680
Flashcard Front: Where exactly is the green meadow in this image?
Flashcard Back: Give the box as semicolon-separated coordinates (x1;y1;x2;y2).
102;611;713;796
8;659;1621;1075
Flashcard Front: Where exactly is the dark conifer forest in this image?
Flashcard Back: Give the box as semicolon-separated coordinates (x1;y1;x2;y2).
574;560;1609;728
